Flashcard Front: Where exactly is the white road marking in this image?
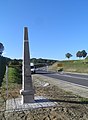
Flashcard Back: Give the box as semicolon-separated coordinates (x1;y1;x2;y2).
55;73;88;80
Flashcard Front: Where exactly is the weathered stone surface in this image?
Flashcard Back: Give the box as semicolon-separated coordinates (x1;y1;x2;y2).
20;27;34;104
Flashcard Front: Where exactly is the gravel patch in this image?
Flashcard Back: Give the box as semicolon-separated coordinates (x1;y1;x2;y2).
0;74;88;120
33;74;88;98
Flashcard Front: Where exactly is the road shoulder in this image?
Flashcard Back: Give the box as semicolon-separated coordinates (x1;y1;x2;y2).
33;74;88;98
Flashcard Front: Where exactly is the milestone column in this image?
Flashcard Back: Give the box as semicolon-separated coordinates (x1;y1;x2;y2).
20;27;34;104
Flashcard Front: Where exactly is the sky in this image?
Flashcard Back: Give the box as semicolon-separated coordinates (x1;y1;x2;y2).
0;0;88;60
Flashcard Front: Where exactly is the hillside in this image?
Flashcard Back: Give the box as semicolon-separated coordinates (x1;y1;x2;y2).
48;59;88;73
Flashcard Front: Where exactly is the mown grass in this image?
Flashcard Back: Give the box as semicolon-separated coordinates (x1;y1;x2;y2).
49;59;88;73
7;67;21;84
0;66;21;109
63;60;88;73
2;67;21;85
78;96;88;103
1;67;22;98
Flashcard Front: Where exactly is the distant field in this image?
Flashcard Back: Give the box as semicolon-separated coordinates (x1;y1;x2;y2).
48;59;88;73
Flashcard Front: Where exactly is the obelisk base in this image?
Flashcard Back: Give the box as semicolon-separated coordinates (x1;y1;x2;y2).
20;89;34;104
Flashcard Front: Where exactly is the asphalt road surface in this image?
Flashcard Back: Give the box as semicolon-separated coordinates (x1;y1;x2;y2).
36;70;88;87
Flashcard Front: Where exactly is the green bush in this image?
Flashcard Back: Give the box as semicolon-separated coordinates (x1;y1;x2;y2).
0;56;6;86
2;66;22;91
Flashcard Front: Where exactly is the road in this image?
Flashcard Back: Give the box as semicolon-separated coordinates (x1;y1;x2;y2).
36;70;88;87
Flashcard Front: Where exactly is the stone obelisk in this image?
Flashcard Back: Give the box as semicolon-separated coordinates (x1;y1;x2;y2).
20;27;34;104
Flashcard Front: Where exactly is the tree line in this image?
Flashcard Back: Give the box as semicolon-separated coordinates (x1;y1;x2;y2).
65;50;87;59
0;42;58;69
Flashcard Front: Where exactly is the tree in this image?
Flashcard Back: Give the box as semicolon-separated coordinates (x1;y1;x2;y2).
9;59;20;65
81;50;87;58
0;43;4;56
65;53;72;59
76;50;87;58
76;51;82;58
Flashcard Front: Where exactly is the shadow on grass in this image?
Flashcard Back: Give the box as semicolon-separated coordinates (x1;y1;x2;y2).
35;98;88;104
49;99;88;104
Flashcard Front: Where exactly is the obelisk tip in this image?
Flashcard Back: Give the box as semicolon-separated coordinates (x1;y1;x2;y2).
24;27;28;40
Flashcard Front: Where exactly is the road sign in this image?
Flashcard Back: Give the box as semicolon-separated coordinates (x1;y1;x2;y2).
57;63;63;67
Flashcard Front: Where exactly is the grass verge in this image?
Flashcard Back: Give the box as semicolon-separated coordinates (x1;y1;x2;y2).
49;60;88;73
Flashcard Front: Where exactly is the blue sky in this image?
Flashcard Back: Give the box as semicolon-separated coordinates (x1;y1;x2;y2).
0;0;88;60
